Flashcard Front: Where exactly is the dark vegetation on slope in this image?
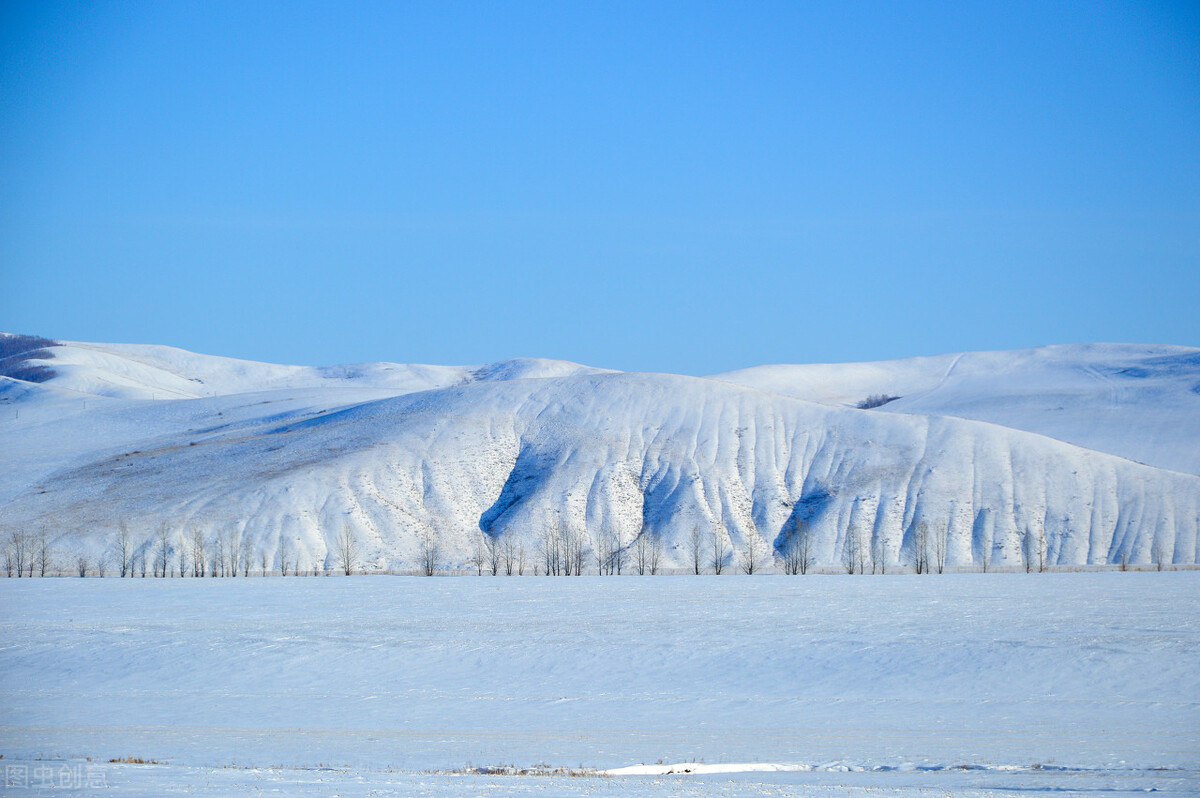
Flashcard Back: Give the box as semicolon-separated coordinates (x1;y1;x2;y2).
856;393;900;409
0;334;58;382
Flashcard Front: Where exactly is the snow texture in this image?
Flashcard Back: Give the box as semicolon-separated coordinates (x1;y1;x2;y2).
2;338;1198;571
1;574;1197;795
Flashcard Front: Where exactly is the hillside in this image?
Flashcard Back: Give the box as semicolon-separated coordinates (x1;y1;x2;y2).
2;336;1197;571
713;343;1200;476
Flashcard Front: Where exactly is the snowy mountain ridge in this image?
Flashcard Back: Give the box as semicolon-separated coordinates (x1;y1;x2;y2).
2;335;1197;571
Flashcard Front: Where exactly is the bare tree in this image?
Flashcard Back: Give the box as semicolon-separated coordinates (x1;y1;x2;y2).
711;524;728;575
933;523;947;574
470;533;486;576
177;536;188;577
649;533;662;575
336;525;358;575
689;525;704;575
190;528;207;578
596;527;612;575
260;549;270;576
1119;549;1129;572
240;537;253;577
225;528;243;577
215;533;228;577
95;554;107;577
1022;523;1047;573
76;555;89;577
517;541;527;575
634;529;651;575
539;523;557;576
912;522;930;574
486;534;501;576
155;522;171;577
278;535;290;576
871;532;886;574
739;534;767;575
843;528;859;575
3;544;13;577
35;530;52;577
781;517;813;575
502;533;516;576
114;522;132;578
137;551;147;578
420;529;439;576
1152;537;1169;572
566;524;586;576
611;527;625;575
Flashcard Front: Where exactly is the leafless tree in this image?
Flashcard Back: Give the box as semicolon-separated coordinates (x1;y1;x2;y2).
240;537;253;577
215;533;228;577
711;524;728;575
487;534;501;576
843;526;862;574
114;522;132;577
933;523;947;574
177;536;188;577
470;533;486;576
3;545;13;577
911;521;930;574
566;524;586;576
224;528;243;577
35;530;52;577
336;525;358;575
739;534;768;575
634;529;652;575
190;528;207;577
539;523;558;576
871;532;886;574
595;527;611;575
502;533;516;576
611;526;625;575
1152;537;1169;572
649;533;662;575
155;522;171;577
689;525;703;575
1022;524;1047;573
137;551;147;578
516;541;526;575
76;555;89;577
420;529;439;576
260;549;270;576
6;532;25;576
278;535;290;576
95;553;107;577
781;517;812;575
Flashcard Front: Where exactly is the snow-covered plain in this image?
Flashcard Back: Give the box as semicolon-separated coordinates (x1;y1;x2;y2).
1;574;1197;796
2;337;1199;573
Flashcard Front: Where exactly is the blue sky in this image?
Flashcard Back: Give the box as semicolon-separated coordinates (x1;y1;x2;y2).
2;1;1197;374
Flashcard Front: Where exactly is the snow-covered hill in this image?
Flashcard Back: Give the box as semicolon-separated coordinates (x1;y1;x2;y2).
2;335;1197;571
713;343;1200;476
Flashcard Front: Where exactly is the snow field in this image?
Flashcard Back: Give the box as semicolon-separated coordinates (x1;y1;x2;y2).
1;573;1197;795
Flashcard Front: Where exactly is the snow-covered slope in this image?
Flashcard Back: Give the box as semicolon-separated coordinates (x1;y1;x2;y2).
2;337;1198;571
713;343;1200;476
11;338;611;400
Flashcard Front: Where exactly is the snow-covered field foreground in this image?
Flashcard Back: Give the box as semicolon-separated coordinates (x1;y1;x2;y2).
2;574;1197;796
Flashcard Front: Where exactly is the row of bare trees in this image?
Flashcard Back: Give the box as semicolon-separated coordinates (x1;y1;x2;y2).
3;529;53;577
5;518;1179;577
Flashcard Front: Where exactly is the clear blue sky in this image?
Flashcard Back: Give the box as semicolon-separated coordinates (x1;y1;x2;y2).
2;1;1197;374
